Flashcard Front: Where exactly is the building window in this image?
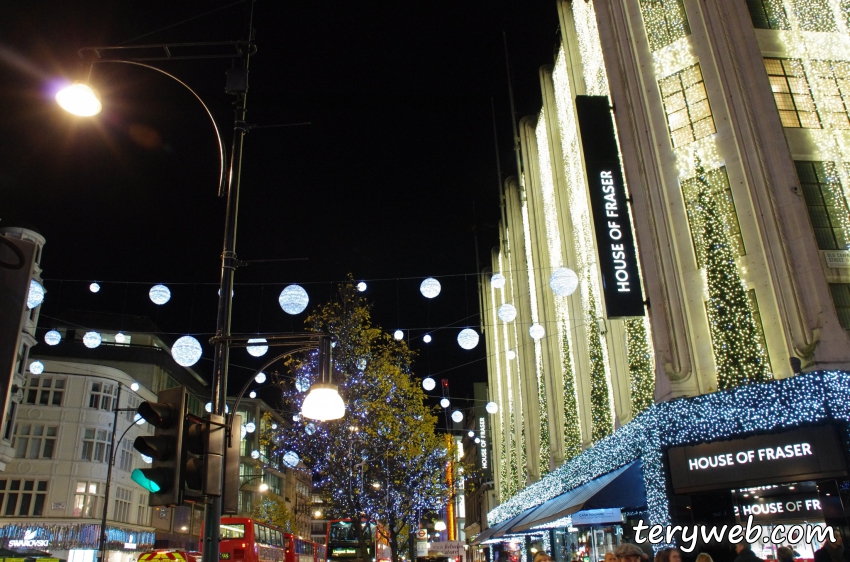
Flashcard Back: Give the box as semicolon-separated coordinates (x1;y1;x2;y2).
681;166;746;267
125;396;141;423
795;161;850;250
830;283;850;329
23;376;65;406
74;481;100;517
809;60;850;130
765;58;821;128
746;0;790;29
89;381;117;411
118;439;134;472
0;479;48;517
81;428;110;463
659;64;716;148
795;0;838;31
266;473;282;496
638;0;690;52
137;494;150;526
113;487;132;523
13;424;57;459
238;491;253;514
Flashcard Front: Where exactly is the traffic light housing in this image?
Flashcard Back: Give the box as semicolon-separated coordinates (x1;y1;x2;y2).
131;386;186;506
222;414;241;514
182;413;225;501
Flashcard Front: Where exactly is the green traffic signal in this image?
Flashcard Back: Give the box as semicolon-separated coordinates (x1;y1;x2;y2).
131;468;167;493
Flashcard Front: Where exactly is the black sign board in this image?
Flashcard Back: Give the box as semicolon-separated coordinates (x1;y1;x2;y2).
668;425;848;493
574;96;644;318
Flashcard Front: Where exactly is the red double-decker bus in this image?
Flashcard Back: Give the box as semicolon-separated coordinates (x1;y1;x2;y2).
325;519;390;562
215;517;322;562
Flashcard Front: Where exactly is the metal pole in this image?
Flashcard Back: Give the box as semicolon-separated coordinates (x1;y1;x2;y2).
99;382;122;562
204;3;255;562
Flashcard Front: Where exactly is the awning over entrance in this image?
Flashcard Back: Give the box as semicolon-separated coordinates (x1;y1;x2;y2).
504;460;645;533
470;507;536;545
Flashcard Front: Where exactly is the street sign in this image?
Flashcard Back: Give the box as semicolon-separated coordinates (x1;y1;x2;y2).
415;529;427;540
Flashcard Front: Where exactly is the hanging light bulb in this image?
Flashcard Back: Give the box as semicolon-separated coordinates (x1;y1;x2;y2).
83;331;102;349
114;333;126;344
490;273;506;289
172;336;202;366
130;382;140;392
457;328;479;350
149;284;171;305
497;304;517;322
27;280;45;309
468;430;475;437
529;323;545;340
247;338;268;357
249;391;257;399
283;451;300;468
420;278;441;298
44;330;61;346
89;282;101;293
422;377;436;391
29;361;44;375
254;372;267;384
357;282;367;292
486;402;499;414
440;398;450;408
549;267;579;296
423;334;432;343
245;422;256;433
451;411;463;423
279;285;309;315
301;383;345;421
393;330;404;341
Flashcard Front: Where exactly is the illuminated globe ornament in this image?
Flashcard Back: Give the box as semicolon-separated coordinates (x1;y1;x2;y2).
205;402;213;413
506;350;516;360
475;437;480;444
468;431;475;437
305;423;316;435
549;267;579;296
422;377;436;391
279;285;309;315
440;398;450;408
27;279;45;309
282;451;300;468
491;273;506;289
393;330;404;341
149;284;171;305
246;422;256;433
293;414;301;422
29;360;44;375
295;376;310;392
357;282;367;292
251;450;260;460
451;410;463;423
171;336;202;366
130;382;140;391
254;372;267;384
115;333;126;343
357;358;367;371
486;401;499;414
83;331;102;349
457;328;479;350
529;323;545;341
247;338;268;357
498;303;517;322
249;391;256;399
419;277;441;298
44;330;61;346
90;282;100;293
423;334;432;343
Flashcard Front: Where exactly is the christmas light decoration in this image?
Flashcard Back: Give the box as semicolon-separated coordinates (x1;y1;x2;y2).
394;330;404;341
457;328;480;350
451;411;463;423
83;331;102;349
528;324;544;340
357;282;367;292
549;268;579;296
626;318;655;415
246;422;256;433
638;0;690;53
506;350;516;360
29;361;44;375
440;398;450;408
282;451;300;468
357;358;367;370
279;284;309;315
172;336;202;366
498;304;517;322
485;402;498;414
423;377;436;391
249;391;257;398
420;277;441;298
586;287;613;441
149;284;171;305
90;282;100;293
44;330;61;346
296;376;310;392
491;273;506;289
130;382;140;391
254;372;267;384
305;423;316;435
27;279;45;309
247;338;269;357
561;325;582;461
251;450;260;459
423;334;432;343
205;402;212;413
115;333;125;343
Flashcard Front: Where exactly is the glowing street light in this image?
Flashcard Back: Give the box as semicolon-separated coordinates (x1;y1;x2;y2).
55;83;102;116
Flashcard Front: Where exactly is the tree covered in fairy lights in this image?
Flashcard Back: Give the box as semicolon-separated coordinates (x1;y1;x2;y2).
260;279;450;562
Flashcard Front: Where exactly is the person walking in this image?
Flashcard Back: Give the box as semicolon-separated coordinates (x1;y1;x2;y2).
734;543;762;562
815;532;850;562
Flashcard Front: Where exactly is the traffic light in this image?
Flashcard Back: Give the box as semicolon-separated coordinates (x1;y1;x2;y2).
182;413;225;501
131;386;186;506
222;414;242;514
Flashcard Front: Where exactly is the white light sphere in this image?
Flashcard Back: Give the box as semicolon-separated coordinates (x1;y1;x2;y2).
529;323;545;340
457;328;479;350
247;338;268;357
83;331;102;349
420;277;441;298
254;372;267;384
295;376;310;392
249;391;257;399
55;82;102;116
246;422;256;433
422;377;436;391
115;333;126;343
205;402;213;413
172;336;202;366
485;401;499;414
293;414;301;422
282;451;300;468
423;334;432;343
130;382;140;392
44;330;61;346
251;450;260;460
468;430;475;437
393;330;404;341
506;350;516;360
491;273;506;289
141;454;153;464
475;437;481;443
90;282;100;293
149;284;171;305
305;423;316;435
549;267;579;296
451;411;463;423
29;360;44;375
357;358;367;371
240;425;247;440
271;423;278;430
134;413;146;426
440;398;450;408
498;303;517;322
27;279;45;309
279;284;309;315
357;282;367;292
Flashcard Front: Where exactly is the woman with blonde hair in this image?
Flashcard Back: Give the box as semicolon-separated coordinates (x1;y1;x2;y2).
695;553;714;562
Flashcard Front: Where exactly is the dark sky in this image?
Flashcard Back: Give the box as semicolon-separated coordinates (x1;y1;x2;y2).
0;1;558;406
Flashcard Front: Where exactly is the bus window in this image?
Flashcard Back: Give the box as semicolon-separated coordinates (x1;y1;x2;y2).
221;523;246;539
274;530;282;547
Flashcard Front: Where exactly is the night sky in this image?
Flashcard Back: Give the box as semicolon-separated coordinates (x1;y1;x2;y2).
0;1;558;409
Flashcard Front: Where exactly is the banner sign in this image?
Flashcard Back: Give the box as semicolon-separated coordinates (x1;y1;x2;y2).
574;96;645;318
668;425;848;493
